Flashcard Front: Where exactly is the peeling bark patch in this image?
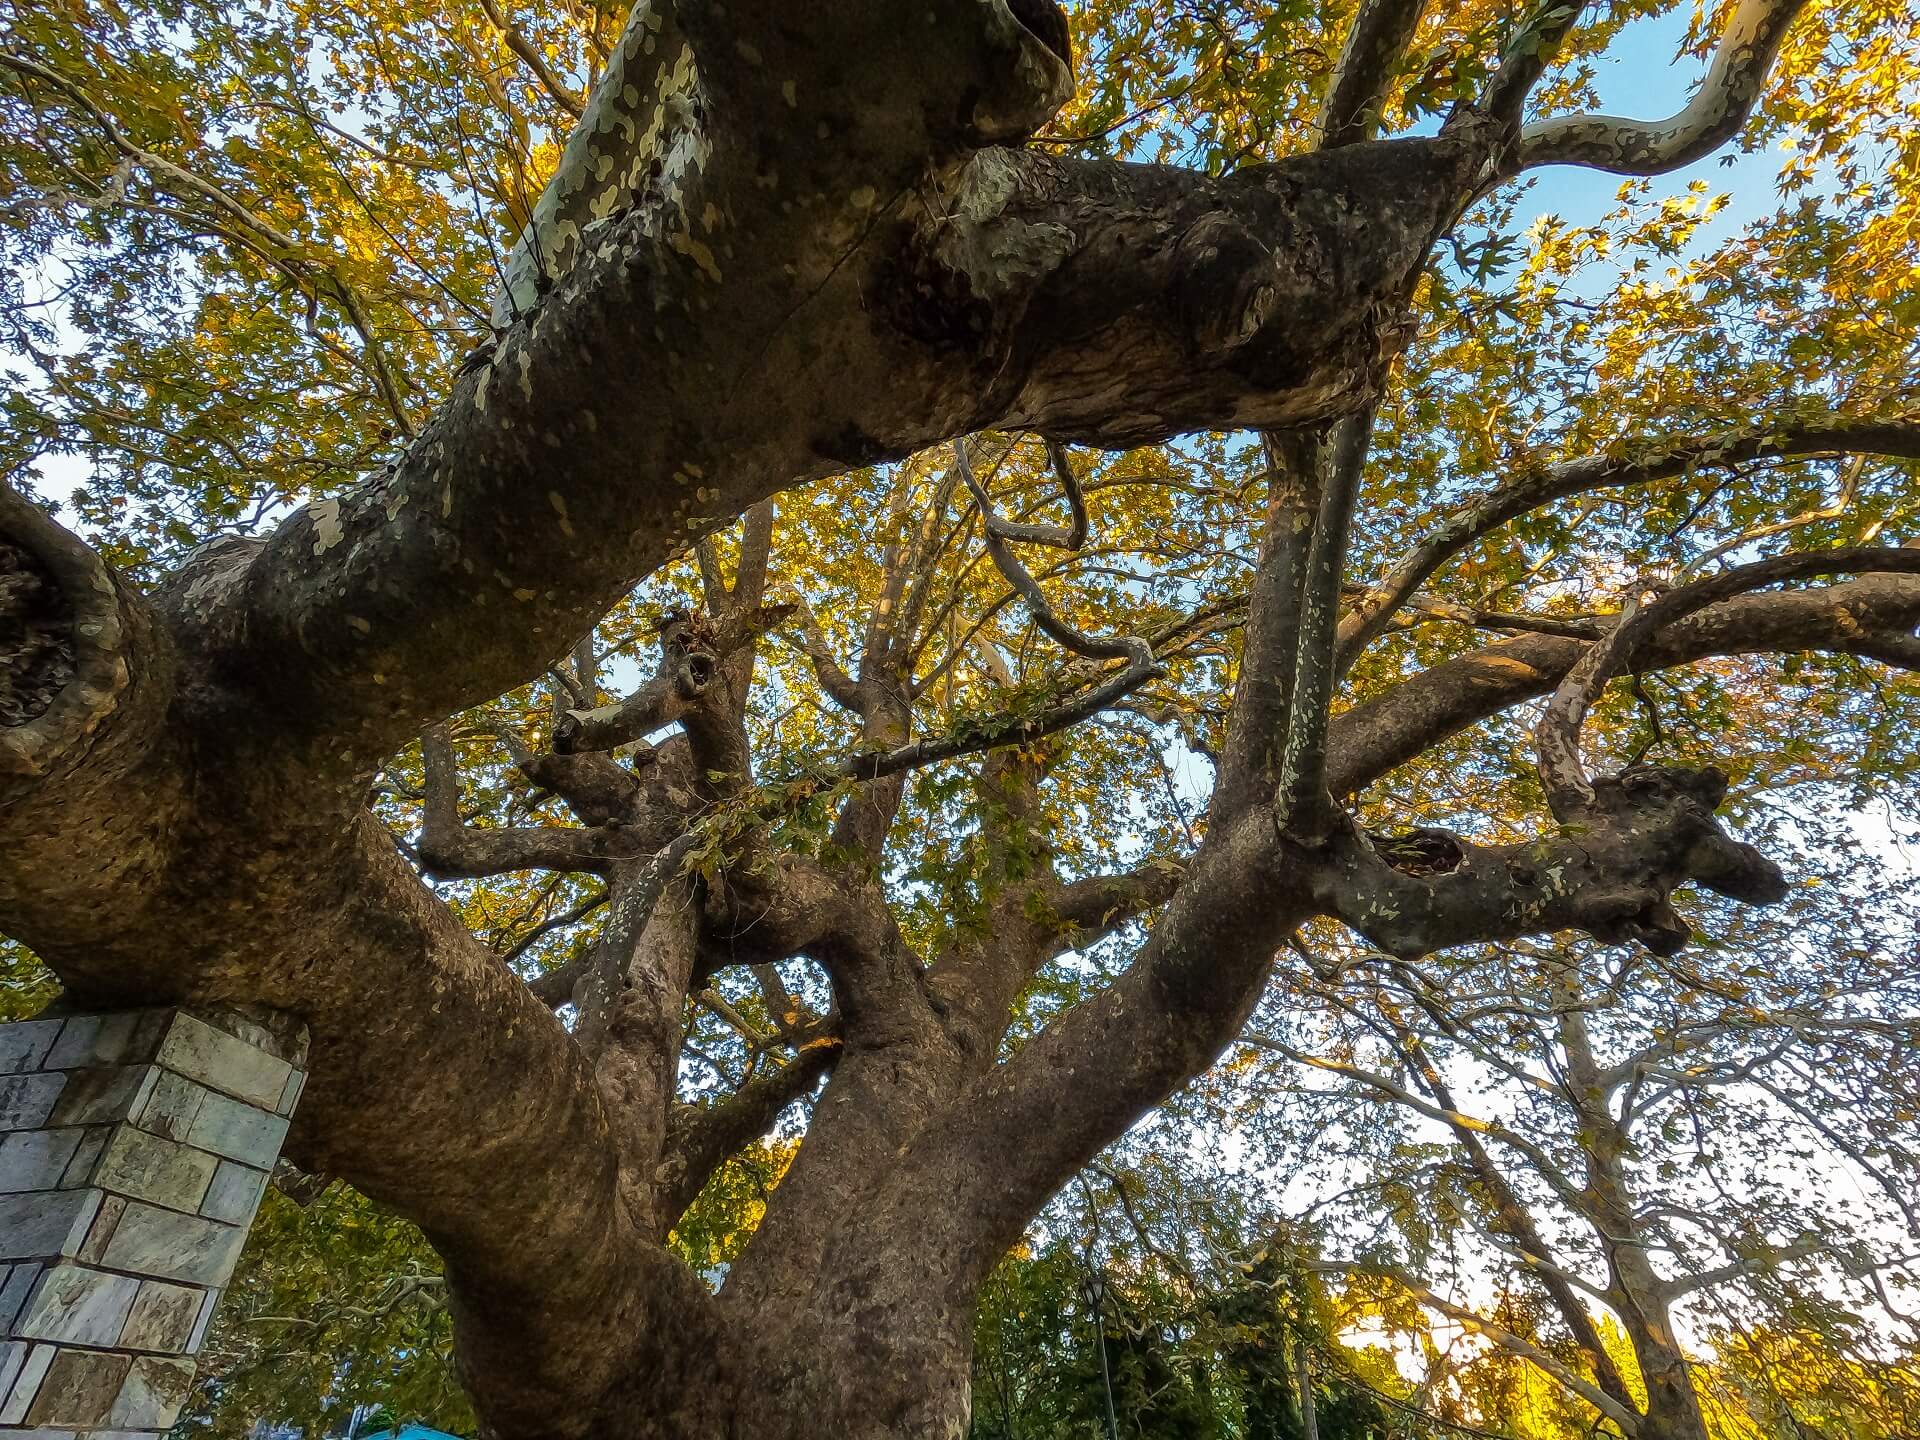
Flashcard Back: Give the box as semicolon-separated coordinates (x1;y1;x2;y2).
0;536;76;725
307;498;346;555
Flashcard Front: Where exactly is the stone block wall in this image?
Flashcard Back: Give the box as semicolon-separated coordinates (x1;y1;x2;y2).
0;1009;306;1438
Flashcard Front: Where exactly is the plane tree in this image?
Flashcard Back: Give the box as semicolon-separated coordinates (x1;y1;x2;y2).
3;0;1920;1435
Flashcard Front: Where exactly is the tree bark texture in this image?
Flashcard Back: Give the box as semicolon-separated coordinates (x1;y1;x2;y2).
0;1;1894;1435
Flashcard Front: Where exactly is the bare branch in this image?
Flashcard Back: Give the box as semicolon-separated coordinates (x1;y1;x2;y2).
955;437;1151;667
503;889;608;968
1311;1258;1643;1431
1244;1033;1591;1212
1214;431;1321;812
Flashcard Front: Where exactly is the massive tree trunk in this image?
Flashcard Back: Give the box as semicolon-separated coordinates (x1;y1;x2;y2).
1;1;1899;1435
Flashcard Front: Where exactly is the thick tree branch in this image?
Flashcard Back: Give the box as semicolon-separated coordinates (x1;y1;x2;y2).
1050;857;1188;938
1518;0;1811;175
1328;570;1920;798
789;598;868;714
1534;548;1920;819
1276;411;1372;832
0;482;144;784
1336;416;1920;670
1318;0;1428;149
656;1039;841;1234
1312;765;1786;959
418;724;633;877
189;109;1491;781
1476;2;1597;130
1214;431;1321;813
555;605;790;755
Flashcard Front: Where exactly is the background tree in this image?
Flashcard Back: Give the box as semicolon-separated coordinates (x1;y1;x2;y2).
3;0;1918;1437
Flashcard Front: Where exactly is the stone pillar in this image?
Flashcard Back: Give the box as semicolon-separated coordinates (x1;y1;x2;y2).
0;1008;306;1438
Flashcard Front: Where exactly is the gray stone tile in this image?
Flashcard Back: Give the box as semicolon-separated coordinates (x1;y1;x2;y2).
0;1024;62;1077
46;1066;157;1128
98;1202;246;1287
276;1066;307;1118
0;1191;99;1262
0;1077;65;1134
12;1264;141;1347
199;1159;268;1227
0;1339;25;1399
186;1008;306;1066
0;1345;53;1424
44;1013;162;1072
108;1355;195;1429
132;1070;204;1143
73;1195;125;1266
118;1280;203;1354
39;1016;99;1071
187;1288;220;1351
184;1091;288;1168
57;1127;108;1190
0;1131;82;1195
156;1013;291;1111
22;1347;131;1426
92;1129;216;1215
0;1265;40;1330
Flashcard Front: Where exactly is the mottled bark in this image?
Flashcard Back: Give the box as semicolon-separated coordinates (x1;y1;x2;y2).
0;2;1878;1436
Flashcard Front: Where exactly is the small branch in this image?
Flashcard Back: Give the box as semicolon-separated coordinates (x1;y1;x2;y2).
1660;1240;1826;1301
955;437;1151;667
474;0;586;116
838;650;1162;785
1518;0;1811;175
502;889;608;967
